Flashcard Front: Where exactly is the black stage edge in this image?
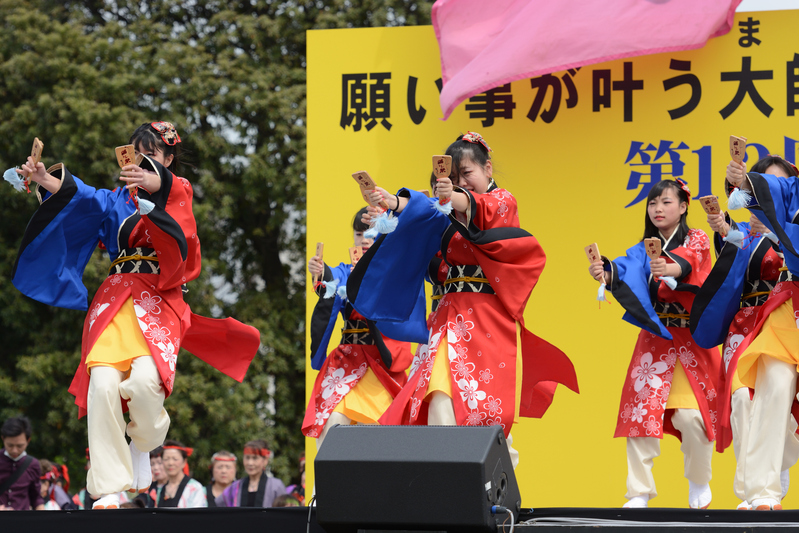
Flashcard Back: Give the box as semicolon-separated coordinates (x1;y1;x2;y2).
517;507;799;531
2;507;799;532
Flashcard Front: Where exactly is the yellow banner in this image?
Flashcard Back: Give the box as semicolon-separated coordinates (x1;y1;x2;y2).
306;10;798;508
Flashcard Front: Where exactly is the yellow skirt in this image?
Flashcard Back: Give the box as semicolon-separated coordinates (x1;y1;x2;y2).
737;299;799;389
85;297;150;373
425;322;523;424
333;368;394;424
664;360;700;410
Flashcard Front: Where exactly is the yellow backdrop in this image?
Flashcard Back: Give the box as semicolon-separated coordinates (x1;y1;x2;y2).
306;10;799;508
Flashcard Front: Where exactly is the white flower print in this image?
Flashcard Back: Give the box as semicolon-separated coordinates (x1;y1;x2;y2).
159;341;177;371
631;352;668;392
145;324;171;345
634;388;649;405
620;403;633;423
315;411;329;427
724;334;744;371
321;368;360;400
707;388;717;401
483;395;502;417
497;202;509;218
89;303;110;330
643;415;661;436
447;314;475;342
109;275;123;286
678;346;698;368
465;411;486;426
450;354;476;380
647;392;661;411
410;397;422;419
320;395;339;412
629;427;640;437
631;403;648;424
134;291;162;315
660;348;678;368
478;369;493;384
457;379;487;410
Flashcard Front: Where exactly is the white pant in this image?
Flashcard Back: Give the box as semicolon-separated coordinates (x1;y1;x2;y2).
625;409;713;500
428;391;519;469
742;355;799;502
731;386;799;500
86;356;169;495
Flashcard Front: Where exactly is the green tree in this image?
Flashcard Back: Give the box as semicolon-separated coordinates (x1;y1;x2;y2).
0;0;432;490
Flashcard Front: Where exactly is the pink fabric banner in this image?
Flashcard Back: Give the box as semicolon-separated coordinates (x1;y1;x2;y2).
433;0;742;119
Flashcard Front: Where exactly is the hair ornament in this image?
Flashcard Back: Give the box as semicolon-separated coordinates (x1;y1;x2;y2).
675;178;691;205
211;452;237;463
243;446;272;458
163;445;194;457
461;131;492;153
150;121;182;146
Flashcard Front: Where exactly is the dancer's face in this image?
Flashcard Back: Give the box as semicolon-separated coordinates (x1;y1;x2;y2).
161;449;185;478
452;156;492;194
647;188;686;239
134;143;174;168
353;230;374;254
243;453;268;477
212;461;236;485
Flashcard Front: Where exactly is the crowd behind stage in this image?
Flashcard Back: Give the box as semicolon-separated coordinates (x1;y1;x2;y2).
0;416;306;511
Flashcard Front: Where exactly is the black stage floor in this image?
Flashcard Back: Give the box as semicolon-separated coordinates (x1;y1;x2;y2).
3;506;798;532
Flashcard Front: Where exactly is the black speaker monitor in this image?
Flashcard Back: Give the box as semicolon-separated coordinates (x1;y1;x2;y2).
315;425;521;532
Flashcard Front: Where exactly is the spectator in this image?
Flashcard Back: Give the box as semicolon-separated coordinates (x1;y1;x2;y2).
39;460;75;510
206;451;236;508
216;439;285;508
272;494;301;507
154;440;206;507
0;416;44;510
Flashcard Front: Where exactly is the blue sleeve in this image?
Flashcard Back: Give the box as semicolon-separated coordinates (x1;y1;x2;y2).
608;242;672;339
745;173;799;271
690;221;750;348
348;189;448;328
11;166;129;311
310;263;350;370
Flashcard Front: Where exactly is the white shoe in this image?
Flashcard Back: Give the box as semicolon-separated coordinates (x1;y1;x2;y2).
688;481;712;509
623;495;649;508
94;493;120;509
781;469;790;500
752;497;782;510
736;500;752;510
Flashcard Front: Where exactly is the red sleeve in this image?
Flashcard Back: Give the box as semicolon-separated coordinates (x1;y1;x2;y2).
140;175;201;291
658;229;711;310
468;188;520;229
761;246;783;281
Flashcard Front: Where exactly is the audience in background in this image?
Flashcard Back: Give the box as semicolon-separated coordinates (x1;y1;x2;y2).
0;416;44;510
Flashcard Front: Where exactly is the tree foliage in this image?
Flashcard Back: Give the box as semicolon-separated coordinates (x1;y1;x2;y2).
0;0;431;491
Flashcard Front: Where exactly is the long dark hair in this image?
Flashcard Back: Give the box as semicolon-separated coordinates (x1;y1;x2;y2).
750;155;799;177
129;123;183;173
641;180;690;242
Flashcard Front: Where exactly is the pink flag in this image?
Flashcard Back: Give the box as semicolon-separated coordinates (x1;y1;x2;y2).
434;0;742;119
